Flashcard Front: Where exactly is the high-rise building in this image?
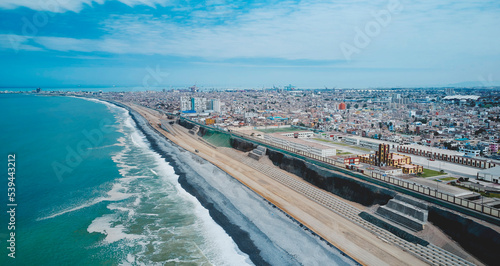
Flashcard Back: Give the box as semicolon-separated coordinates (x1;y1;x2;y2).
192;97;207;112
180;96;192;111
376;144;390;166
211;99;221;113
181;96;221;113
339;102;346;110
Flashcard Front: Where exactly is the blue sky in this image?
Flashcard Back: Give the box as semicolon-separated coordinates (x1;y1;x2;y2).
0;0;499;89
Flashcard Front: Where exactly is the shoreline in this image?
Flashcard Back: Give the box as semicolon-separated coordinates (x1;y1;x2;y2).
102;101;278;265
110;100;359;265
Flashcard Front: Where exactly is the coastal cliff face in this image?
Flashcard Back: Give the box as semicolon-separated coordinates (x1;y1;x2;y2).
230;137;258;152
197;126;209;137
265;149;395;207
178;119;195;130
428;206;500;265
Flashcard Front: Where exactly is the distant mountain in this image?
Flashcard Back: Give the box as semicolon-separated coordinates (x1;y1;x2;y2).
446;80;500;88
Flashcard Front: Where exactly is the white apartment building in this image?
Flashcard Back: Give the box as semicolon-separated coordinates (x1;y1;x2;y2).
180;96;192;111
192;97;207;112
211;99;221;113
459;147;481;157
180;97;221;113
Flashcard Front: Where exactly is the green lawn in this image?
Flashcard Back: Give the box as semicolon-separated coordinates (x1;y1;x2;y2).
440;177;457;181
314;138;372;152
337;150;352;155
420;168;447;178
256;127;299;133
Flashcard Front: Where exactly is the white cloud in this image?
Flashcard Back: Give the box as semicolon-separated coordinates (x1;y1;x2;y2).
11;1;368;60
0;0;171;13
1;0;499;66
0;0;103;13
0;34;42;51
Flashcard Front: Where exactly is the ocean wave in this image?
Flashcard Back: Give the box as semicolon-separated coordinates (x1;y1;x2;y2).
37;181;139;221
87;143;120;150
38;198;105;221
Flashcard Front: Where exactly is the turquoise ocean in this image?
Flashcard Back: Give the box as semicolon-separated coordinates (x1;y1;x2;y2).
0;94;251;265
0;93;356;266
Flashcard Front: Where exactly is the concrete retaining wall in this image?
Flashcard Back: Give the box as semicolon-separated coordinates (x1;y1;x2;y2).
395;194;428;210
376;206;425;231
386;200;428;222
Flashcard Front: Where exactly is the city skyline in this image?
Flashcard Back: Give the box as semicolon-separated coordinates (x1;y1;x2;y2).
1;0;500;88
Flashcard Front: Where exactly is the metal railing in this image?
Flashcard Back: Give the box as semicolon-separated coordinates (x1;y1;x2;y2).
180;117;500;220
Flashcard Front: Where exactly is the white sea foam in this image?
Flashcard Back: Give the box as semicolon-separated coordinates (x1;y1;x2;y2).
141;213;159;217
133;197;141;206
88;144;119;150
38;185;136;221
38;198;105;221
192;193;254;266
38;173;140;221
118;175;149;182
108;204;135;218
116;137;126;146
87;215;142;244
119;254;148;266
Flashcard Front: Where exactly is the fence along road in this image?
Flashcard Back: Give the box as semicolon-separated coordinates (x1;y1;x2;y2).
179;117;500;224
221;148;474;266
